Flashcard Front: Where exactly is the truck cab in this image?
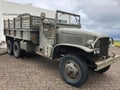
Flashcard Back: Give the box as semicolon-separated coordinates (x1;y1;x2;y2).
4;10;120;87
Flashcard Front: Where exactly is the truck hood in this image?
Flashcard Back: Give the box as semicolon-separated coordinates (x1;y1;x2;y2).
58;28;108;38
57;28;109;48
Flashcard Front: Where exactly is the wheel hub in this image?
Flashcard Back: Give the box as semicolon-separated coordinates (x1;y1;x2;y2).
65;61;80;79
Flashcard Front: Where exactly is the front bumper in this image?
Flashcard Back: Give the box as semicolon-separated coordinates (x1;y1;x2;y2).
95;55;120;71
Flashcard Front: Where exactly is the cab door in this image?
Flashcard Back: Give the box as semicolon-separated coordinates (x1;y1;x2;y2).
39;19;56;57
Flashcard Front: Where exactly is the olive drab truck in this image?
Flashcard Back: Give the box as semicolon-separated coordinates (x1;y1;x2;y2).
4;10;120;87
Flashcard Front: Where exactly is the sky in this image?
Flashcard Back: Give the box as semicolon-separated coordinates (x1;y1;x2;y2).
5;0;120;40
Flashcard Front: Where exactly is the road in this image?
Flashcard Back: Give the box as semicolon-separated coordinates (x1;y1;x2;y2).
0;47;120;90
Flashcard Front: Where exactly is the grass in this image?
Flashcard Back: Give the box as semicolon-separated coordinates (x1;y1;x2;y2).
114;41;120;47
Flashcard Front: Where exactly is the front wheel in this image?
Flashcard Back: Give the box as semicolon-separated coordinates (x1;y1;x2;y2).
59;54;88;87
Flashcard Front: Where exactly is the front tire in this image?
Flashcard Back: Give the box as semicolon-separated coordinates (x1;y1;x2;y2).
59;54;88;87
13;41;21;58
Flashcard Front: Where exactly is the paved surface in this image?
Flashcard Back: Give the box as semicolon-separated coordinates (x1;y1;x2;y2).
0;48;7;55
0;47;120;90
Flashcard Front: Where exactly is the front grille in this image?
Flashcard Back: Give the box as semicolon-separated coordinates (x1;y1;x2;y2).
95;37;109;57
99;38;109;56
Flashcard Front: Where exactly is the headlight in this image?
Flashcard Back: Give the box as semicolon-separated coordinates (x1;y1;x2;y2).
86;40;94;48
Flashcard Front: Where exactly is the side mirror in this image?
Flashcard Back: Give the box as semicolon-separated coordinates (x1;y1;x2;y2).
41;12;46;20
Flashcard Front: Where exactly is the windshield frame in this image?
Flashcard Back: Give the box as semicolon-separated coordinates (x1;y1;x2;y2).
55;10;81;28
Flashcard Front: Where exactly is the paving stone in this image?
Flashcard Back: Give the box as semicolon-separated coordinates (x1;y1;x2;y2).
0;47;119;90
0;48;7;55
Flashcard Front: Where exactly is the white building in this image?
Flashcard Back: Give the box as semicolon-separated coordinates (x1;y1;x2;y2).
0;0;55;43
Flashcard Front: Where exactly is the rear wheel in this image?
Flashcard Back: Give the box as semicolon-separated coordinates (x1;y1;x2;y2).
59;54;88;87
7;40;13;55
13;41;21;58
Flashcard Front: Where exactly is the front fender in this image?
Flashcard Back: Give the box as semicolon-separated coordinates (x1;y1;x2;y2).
51;43;94;59
53;43;94;53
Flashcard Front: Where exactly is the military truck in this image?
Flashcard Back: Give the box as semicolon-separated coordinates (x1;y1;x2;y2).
4;10;120;87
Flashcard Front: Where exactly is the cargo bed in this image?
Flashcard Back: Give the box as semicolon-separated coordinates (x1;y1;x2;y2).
4;14;40;45
4;29;39;45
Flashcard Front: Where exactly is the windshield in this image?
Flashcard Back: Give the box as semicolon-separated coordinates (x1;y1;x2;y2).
56;10;81;27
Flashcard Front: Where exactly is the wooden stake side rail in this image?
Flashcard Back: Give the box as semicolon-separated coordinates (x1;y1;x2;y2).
4;14;41;30
4;29;39;45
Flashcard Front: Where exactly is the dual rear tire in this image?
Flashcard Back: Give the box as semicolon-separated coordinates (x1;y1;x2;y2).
7;40;21;58
7;40;13;55
13;41;21;58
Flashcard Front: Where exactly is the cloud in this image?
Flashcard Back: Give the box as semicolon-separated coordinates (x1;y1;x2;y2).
5;0;120;40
